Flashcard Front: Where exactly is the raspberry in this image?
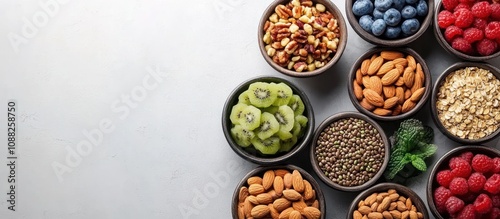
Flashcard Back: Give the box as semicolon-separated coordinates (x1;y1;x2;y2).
471;1;492;19
450;157;473;178
464;27;484;43
452;37;474;54
438;10;457;29
477;39;499;56
458;0;475;5
485;22;500;40
455;3;471;12
474;194;493;214
445;25;464;42
437;169;454;187
492;195;500;207
454;9;474;28
473;18;488;30
443;0;459;11
485;207;500;219
493;157;500;173
491;3;500;20
446;196;465;214
460;151;474;163
435;186;453;213
456;204;477;219
450;177;469;195
468;172;487;193
484;174;500;194
472;154;494;173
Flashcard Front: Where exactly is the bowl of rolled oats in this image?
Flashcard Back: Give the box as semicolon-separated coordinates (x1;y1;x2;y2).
431;62;500;144
258;0;347;77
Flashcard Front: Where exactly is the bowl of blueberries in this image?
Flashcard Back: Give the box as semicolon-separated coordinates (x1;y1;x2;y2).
346;0;434;46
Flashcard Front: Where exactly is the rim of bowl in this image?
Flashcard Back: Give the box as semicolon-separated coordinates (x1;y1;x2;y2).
347;47;432;121
346;182;430;219
257;0;348;78
309;111;390;192
231;164;326;219
345;0;434;46
433;0;500;61
347;182;430;219
430;62;500;144
222;76;315;165
426;145;500;219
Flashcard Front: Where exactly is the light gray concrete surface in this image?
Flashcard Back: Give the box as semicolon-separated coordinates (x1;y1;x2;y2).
0;0;499;218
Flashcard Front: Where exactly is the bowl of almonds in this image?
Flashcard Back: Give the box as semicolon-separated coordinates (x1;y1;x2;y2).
258;0;347;77
232;165;325;219
431;62;500;144
348;183;429;219
348;47;432;121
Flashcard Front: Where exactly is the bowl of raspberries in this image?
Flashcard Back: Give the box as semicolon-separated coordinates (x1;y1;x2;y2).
346;0;434;46
435;0;500;60
427;145;500;219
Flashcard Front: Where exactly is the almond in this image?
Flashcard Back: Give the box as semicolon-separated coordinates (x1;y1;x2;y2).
368;212;383;219
256;193;273;205
248;176;263;185
278;207;294;219
292;199;307;213
383;211;393;219
389;193;399;202
377;197;391;212
368;56;384;75
392;105;402;116
273;198;292;212
283;173;292;189
362;75;371;89
395;87;405;105
410;87;425;102
302;207;321;219
249;184;265;195
291;170;304;193
358;205;373;215
376;61;395;76
381;69;400;86
244;198;254;218
268;204;280;219
354;210;363;219
370;76;383;95
311;200;319;209
239;186;249;203
390;210;402;219
360;98;376;111
392;58;408;67
353;81;364;101
409;211;418;219
364;193;378;206
358;200;365;208
356;69;363;85
361;59;371;75
402;67;415;88
303;180;314;200
268;189;279;199
248;195;259;205
263;170;275;190
395;64;404;74
274;169;289;177
406;55;416;69
380;51;404;60
274;176;284;196
397;201;408;211
283;189;302;201
373;108;392;116
383;96;399;109
251;205;270;219
383;86;396;98
289;210;302;219
404;89;412;100
370;54;378;61
363;89;384;107
412;63;425;93
405;198;412;210
371;202;379;212
401;211;409;219
238;203;245;219
395;77;405;86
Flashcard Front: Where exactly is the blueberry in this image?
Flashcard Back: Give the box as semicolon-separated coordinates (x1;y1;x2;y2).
373;8;384;19
405;0;418;4
416;0;428;17
392;0;405;10
383;8;401;26
352;0;374;16
401;18;420;35
359;15;375;32
384;26;401;39
371;19;387;36
374;0;393;12
401;5;417;19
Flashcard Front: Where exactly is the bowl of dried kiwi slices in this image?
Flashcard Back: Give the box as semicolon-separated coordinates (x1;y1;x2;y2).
222;76;314;165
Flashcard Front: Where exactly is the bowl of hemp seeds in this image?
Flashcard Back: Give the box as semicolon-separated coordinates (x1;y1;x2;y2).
431;62;500;144
310;112;390;192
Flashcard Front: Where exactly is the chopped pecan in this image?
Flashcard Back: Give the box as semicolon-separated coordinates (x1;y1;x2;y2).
284;40;299;54
275;5;292;19
293;62;307;72
300;0;313;7
292;6;302;18
291;30;308;43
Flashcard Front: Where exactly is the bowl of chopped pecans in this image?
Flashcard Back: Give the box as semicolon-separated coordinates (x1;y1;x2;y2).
258;0;347;77
431;62;500;144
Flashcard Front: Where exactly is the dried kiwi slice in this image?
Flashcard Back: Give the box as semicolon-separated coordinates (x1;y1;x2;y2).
295;115;308;127
238;105;261;130
287;95;305;116
291;122;302;137
238;90;251;104
274;105;295;132
262;106;279;114
230;125;255;147
279;136;297;152
251;137;280;155
248;82;278;108
229;103;248;125
256;112;280;140
270;82;293;106
276;129;293;140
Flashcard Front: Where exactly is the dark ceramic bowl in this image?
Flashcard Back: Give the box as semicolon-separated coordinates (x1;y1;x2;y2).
433;0;500;61
431;62;500;144
348;183;430;219
258;0;347;77
310;112;390;192
346;0;434;46
426;146;500;219
222;76;314;165
231;165;326;219
348;47;432;121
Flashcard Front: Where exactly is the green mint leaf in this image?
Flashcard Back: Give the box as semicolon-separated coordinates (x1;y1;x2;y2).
385;153;412;180
411;156;427;172
413;143;437;159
